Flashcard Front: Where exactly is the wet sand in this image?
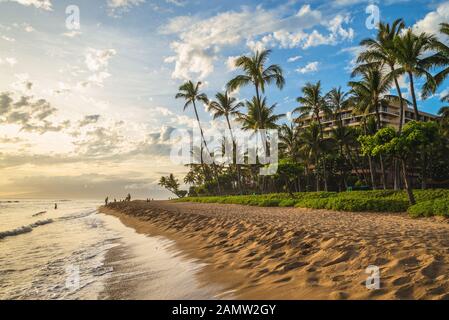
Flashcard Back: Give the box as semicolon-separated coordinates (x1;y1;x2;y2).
100;201;449;300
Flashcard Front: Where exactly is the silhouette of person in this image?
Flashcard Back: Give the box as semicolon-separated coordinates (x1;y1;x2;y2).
54;203;58;210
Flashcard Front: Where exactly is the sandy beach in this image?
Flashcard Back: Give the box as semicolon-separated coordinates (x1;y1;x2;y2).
100;201;449;300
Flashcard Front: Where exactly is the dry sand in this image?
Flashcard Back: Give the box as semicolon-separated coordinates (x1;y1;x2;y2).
100;200;449;300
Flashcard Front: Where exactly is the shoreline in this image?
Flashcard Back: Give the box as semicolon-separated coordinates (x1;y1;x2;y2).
100;201;449;300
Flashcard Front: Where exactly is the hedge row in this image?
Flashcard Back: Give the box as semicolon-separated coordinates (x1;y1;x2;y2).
178;189;449;216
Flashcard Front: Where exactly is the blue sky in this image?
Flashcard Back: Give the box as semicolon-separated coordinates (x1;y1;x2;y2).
0;0;448;198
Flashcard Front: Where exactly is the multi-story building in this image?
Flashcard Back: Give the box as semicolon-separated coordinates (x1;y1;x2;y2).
296;103;439;134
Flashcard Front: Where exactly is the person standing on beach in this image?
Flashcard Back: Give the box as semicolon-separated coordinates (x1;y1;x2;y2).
54;203;58;210
105;197;109;206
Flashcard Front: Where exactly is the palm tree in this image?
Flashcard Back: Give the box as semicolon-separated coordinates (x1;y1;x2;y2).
295;82;334;192
175;81;222;193
394;29;436;120
422;23;449;99
356;19;407;132
239;96;284;131
227;49;284;156
175;80;210;159
239;96;284;192
331;124;361;188
227;49;285;108
298;122;330;192
208;91;244;193
325;87;350;127
294;81;332;134
279;123;299;160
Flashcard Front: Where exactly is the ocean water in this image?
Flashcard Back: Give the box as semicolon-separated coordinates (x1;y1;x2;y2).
0;199;226;300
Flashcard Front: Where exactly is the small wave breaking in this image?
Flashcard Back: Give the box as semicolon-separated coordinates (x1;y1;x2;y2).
0;219;54;240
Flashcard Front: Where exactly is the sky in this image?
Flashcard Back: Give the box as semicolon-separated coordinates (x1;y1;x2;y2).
0;0;448;199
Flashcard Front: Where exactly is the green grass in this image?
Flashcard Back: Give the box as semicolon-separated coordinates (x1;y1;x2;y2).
176;189;449;217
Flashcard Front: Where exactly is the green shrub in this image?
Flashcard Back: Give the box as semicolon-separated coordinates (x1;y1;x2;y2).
294;197;408;212
408;199;449;218
278;199;297;207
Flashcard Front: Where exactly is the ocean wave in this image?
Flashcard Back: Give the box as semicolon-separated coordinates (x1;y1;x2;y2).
58;210;97;221
0;219;54;240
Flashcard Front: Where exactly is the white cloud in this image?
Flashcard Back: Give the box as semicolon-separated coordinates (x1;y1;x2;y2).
287;55;301;62
107;0;145;15
296;61;319;74
0;0;52;10
226;56;239;71
161;5;354;80
1;35;15;42
85;48;116;72
63;30;82;38
80;48;116;87
165;0;186;6
0;57;17;66
414;1;449;40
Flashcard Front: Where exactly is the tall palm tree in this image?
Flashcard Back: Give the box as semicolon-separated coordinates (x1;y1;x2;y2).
295;81;333;191
325;87;350;127
422;23;449;99
239;96;284;192
208;91;244;193
298;122;330;192
331;124;362;187
175;80;210;157
394;29;436;120
227;49;285;108
175;81;221;193
349;66;400;190
227;49;285;156
279;123;299;160
294;81;332;135
356;19;407;132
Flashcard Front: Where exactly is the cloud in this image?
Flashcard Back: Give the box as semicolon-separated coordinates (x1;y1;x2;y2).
287;55;301;62
0;57;17;66
11;73;33;92
0;0;52;10
165;0;186;6
1;35;15;42
296;61;319;74
413;1;449;40
107;0;145;15
78;114;101;127
0;91;70;134
81;48;116;87
161;4;354;80
226;56;239;71
339;45;363;72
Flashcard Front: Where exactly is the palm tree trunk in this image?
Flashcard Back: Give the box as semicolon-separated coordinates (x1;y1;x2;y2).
392;67;405;191
192;101;221;194
316;113;328;191
315;154;320;192
374;103;387;190
368;155;376;190
226;116;243;194
408;72;419;121
401;158;416;205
